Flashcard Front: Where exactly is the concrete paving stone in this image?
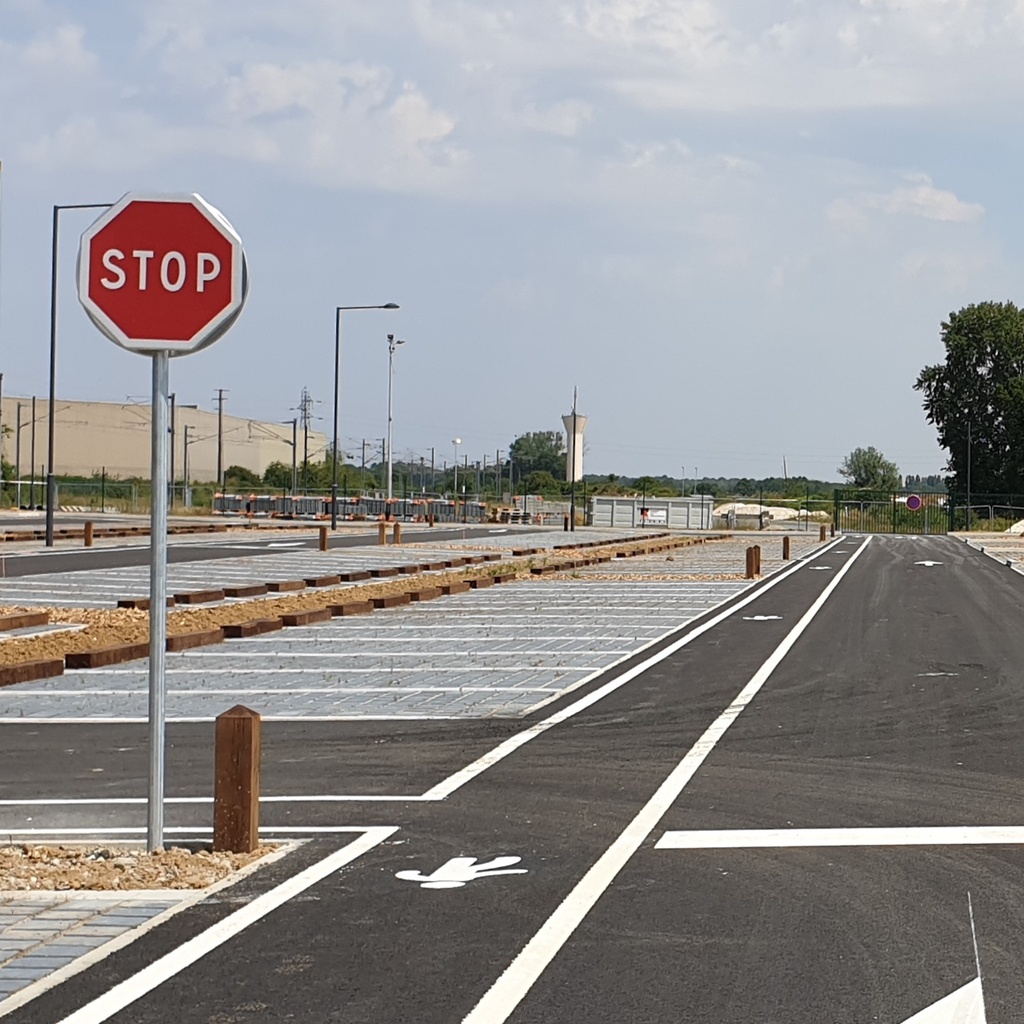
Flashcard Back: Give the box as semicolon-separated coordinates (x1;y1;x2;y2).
64;924;129;937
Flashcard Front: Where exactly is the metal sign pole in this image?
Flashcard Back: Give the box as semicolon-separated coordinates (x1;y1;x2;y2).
148;351;170;852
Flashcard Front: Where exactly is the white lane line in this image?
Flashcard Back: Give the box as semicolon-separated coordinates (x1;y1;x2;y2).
656;826;1024;849
427;535;851;801
5;826;399;837
460;535;869;1024
55;827;397;1024
0;795;428;806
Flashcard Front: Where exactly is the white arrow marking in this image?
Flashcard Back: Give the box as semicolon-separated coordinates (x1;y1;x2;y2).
915;561;943;567
742;615;783;621
396;856;527;889
898;977;985;1023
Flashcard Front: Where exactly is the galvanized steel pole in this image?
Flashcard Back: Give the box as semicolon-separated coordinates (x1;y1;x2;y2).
148;351;170;852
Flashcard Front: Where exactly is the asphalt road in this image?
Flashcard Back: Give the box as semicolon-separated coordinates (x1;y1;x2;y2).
5;534;1023;1022
0;524;510;577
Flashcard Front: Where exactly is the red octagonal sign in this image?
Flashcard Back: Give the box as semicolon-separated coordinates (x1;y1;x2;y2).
77;192;247;355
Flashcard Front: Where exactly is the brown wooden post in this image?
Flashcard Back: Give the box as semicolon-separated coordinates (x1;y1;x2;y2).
318;526;328;552
84;521;94;547
213;705;261;853
819;524;827;542
428;511;435;527
753;544;761;575
830;523;835;538
782;535;791;560
378;521;387;545
393;521;402;545
745;546;755;579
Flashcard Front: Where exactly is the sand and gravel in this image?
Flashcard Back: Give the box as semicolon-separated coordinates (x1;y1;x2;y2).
0;845;276;891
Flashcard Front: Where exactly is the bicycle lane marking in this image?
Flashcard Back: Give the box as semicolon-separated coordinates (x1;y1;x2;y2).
461;535;873;1024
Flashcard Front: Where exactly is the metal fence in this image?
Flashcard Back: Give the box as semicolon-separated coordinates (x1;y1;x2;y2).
833;490;952;535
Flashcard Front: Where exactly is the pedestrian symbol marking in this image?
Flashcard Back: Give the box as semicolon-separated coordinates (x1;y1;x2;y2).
396;856;527;889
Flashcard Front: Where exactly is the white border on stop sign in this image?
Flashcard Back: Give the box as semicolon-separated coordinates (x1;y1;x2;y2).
76;191;248;357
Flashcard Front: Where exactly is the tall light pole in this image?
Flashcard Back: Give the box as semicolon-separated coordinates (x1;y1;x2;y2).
45;201;112;546
385;333;406;500
332;303;399;530
452;438;462;507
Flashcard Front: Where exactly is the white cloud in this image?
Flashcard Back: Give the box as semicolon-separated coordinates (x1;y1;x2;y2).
871;177;984;222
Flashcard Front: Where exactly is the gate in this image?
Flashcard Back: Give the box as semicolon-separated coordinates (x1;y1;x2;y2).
833;489;952;535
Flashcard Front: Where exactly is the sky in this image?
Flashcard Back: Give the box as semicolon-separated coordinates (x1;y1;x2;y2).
1;0;1022;483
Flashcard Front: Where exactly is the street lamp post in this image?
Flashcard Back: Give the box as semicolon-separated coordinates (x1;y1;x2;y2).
332;303;400;531
385;333;406;501
452;438;462;512
46;201;112;546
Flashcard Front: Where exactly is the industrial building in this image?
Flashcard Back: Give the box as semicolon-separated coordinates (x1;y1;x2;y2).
0;396;327;483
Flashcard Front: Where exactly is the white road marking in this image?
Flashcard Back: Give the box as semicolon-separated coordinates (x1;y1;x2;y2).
915;561;944;567
459;536;871;1024
742;615;782;621
55;827;396;1024
655;826;1024;849
900;978;985;1023
426;537;851;801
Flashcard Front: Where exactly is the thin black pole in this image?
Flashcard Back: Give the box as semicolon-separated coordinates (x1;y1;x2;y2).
45;202;110;546
45;206;58;541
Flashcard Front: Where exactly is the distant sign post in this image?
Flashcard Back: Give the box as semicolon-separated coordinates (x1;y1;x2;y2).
78;193;248;851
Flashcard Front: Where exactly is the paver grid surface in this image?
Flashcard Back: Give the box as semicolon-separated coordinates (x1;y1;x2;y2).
0;895;180;1002
0;535;819;722
0;528;635;608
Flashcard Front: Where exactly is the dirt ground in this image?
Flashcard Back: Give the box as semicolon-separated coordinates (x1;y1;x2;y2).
0;844;276;891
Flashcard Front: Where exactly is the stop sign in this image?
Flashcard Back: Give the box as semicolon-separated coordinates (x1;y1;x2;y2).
77;192;247;355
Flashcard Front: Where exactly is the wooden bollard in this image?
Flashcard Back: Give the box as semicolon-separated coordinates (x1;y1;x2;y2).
83;521;94;547
378;521;388;545
819;524;827;542
830;523;835;538
393;521;402;545
782;536;791;560
745;546;756;579
213;705;261;854
318;526;328;552
428;512;435;527
753;544;761;575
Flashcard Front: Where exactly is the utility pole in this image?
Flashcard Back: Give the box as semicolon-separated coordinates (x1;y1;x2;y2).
291;418;298;495
361;439;367;492
15;401;22;486
430;447;435;494
30;395;36;508
298;387;314;492
496;449;502;501
214;388;227;490
182;424;190;503
168;392;175;508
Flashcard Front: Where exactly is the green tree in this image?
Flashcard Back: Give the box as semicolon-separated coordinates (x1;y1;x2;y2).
838;447;901;490
915;301;1024;493
263;461;293;489
225;465;261;489
509;431;566;480
523;470;563;496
